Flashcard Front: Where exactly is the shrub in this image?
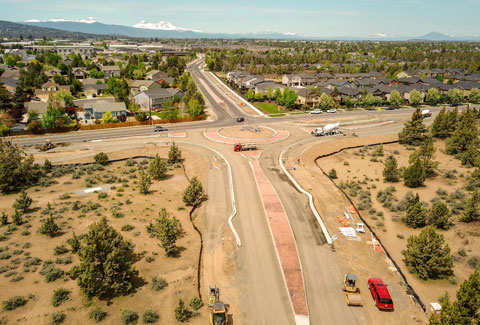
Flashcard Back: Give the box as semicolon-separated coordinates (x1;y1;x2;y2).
121;309;138;325
38;216;60;237
174;298;192;322
94;152;109;166
52;288;70;307
328;168;338;179
467;256;479;268
458;248;467;257
189;296;203;310
150;276;168;291
121;224;135;232
51;312;66;324
142;309;159;323
40;262;64;282
53;244;69;255
89;307;107;323
3;296;27;311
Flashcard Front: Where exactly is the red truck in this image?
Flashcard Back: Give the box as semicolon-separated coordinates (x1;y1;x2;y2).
233;143;257;152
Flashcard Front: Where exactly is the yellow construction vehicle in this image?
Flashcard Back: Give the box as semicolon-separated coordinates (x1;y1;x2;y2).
36;140;56;151
208;285;227;325
342;273;362;306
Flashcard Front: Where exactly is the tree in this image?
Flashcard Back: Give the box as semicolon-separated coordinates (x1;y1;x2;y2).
147;209;183;256
429;201;451;230
409;136;438;178
12;210;23;226
149;154;167;180
41;95;72;129
77;217;137;298
425;88;442;105
328;168;337;179
282;88;298;110
174;298;192;322
461;145;480;168
13;191;32;214
461;189;480;223
254;92;264;101
138;169;152;195
94;152;109;165
168;142;182;164
245;89;254;101
101;111;114;124
429;269;480;325
273;88;282;103
0;139;41;193
318;92;335;109
383;155;400;182
398;108;428;146
447;88;464;105
469;88;480;104
186;98;204;117
361;93;376;107
267;87;274;100
431;108;450;139
68;232;81;253
446;108;478;156
183;177;208;208
39;216;60;237
0;82;11;111
43;159;52;172
160;102;179;119
389;89;404;108
402;226;453;280
409;89;423;106
404;157;425;188
403;194;427;228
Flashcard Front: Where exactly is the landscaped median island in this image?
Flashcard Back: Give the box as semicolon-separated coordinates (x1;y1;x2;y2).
0;140;210;324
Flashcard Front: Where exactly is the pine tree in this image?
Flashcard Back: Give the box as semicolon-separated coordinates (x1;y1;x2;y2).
429;201;451;230
12;210;23;226
461;189;480;223
1;212;7;226
149;154;168;180
39;216;60;237
383;155;400;182
398;108;427;146
147;209;183;257
404;157;425;188
446;107;479;155
403;193;427;228
168;142;182;164
328;168;338;179
174;298;192;322
431;108;449;139
13;190;32;214
183;177;208;208
460;145;480;167
138;169;152;195
43;159;52;172
77;217;137;298
408;136;438;178
429;269;480;324
402;226;454;280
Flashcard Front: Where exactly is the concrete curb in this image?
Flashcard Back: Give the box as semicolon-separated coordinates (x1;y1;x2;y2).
216;126;277;141
207;72;266;117
279;140;333;245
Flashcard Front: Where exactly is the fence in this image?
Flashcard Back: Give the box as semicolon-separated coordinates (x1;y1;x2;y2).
77;115;206;131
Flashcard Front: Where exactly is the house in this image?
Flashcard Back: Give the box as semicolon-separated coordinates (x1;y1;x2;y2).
316;72;333;81
396;70;416;79
45;68;61;78
0;77;18;93
281;73;316;87
134;88;184;110
398;77;421;86
34;82;71;101
72;68;89;80
255;82;285;95
84;84;107;98
129;80;161;96
23;101;50;122
240;75;265;91
1;68;20;80
101;65;121;78
146;70;168;81
63;58;72;66
83;101;127;121
335;87;363;103
294;88;320;106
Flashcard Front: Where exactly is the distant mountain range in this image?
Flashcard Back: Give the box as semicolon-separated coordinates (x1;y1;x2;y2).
2;18;480;41
0;20;103;39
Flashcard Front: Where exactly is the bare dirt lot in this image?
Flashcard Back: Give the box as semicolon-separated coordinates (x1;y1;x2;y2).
0;146;210;324
316;137;480;311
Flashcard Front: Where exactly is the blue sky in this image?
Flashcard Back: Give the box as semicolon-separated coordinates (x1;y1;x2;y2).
1;0;480;37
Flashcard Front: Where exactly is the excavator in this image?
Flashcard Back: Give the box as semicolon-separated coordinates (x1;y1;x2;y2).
36;140;56;151
208;285;227;325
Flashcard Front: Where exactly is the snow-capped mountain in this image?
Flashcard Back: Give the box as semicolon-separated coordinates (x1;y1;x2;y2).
133;20;201;33
25;17;97;24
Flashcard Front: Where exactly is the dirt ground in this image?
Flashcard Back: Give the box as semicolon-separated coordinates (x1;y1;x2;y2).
313;136;480;314
0;146;210;325
218;126;275;139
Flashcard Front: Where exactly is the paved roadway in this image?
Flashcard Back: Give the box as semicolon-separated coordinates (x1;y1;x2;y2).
12;57;474;324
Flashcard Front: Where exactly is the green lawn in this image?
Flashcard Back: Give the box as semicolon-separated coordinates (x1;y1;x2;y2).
254;102;284;114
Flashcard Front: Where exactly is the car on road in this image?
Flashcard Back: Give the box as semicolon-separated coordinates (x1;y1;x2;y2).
326;109;337;113
236;117;245;122
384;107;395;110
368;278;394;311
310;109;322;114
154;125;168;132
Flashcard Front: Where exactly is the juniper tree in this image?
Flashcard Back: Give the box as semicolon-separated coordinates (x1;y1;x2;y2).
138;169;152;195
147;209;183;257
428;201;451;230
404;157;425;188
398;108;427;146
39;216;60;237
77;217;137;298
328;168;338;179
408;136;438;178
13;190;32;214
149;154;168;180
174;298;192;322
446;107;478;156
383;155;400;182
402;226;453;280
183;177;208;208
168;142;182;164
403;193;427;228
461;189;480;223
93;152;109;166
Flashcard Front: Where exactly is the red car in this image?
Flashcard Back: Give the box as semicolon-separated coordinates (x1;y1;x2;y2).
368;278;394;311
